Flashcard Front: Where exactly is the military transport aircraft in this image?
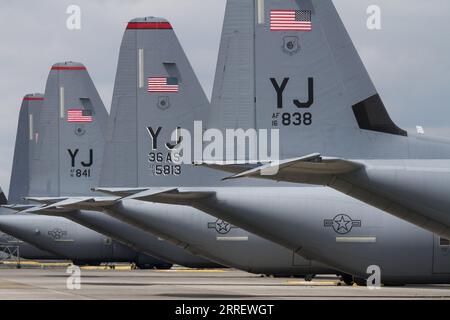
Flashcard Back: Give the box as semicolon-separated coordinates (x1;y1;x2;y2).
205;0;450;240
1;187;59;261
19;5;450;284
125;0;450;283
57;0;450;284
20;17;336;278
0;63;182;268
0;94;60;261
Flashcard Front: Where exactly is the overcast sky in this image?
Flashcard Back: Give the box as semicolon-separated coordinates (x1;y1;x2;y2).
0;0;449;196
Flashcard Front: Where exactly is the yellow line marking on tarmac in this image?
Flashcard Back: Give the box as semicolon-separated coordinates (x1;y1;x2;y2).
284;280;342;286
1;261;72;267
77;266;230;272
1;262;231;272
114;266;134;271
80;265;133;271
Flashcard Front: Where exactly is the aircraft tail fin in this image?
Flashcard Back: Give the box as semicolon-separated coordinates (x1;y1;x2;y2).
212;0;407;160
209;0;256;131
29;62;108;197
100;17;216;188
8;94;44;204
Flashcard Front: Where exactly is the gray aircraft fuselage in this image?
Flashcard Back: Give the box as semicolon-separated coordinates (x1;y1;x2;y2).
51;209;220;268
100;199;334;276
0;214;169;268
0;231;59;260
149;186;450;284
253;130;450;244
326;154;450;240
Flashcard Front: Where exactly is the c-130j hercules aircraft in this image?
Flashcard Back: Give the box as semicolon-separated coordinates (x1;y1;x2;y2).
0;63;214;269
19;1;450;285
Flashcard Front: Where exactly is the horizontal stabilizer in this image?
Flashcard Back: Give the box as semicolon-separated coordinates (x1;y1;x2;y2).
93;187;153;197
1;204;37;212
21;205;67;215
125;188;215;205
39;197;94;210
23;197;119;214
24;197;71;205
193;160;265;175
45;197;119;210
222;154;364;184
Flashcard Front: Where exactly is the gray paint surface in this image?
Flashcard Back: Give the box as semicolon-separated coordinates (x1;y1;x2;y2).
1;95;59;260
93;16;335;276
1;0;450;196
246;0;450;237
125;0;450;283
149;186;450;283
0;63;169;267
13;28;219;269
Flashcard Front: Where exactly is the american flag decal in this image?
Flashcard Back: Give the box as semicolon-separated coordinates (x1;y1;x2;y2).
67;109;93;123
270;10;312;31
148;77;179;93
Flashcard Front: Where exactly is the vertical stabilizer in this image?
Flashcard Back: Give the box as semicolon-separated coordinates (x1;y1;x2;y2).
209;0;256;131
100;18;213;187
212;0;407;159
8;94;44;203
29;62;108;197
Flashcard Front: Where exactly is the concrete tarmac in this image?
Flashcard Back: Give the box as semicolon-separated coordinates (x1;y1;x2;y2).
0;267;450;300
